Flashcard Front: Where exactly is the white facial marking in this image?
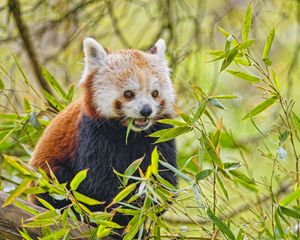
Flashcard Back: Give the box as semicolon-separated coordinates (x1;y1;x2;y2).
154;39;166;60
80;38;107;85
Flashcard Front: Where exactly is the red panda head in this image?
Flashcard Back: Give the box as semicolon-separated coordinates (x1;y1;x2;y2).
80;38;175;131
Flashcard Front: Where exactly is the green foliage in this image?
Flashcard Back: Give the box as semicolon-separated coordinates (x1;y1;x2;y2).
70;169;88;191
242;2;252;42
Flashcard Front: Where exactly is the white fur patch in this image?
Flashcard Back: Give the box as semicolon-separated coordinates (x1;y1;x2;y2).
154;39;166;59
80;38;107;85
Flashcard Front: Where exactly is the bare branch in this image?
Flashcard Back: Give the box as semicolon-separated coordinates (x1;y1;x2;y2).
8;0;52;95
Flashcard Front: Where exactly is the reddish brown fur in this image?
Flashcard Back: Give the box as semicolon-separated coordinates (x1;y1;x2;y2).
29;74;98;173
29;99;83;172
131;51;149;67
81;72;100;119
114;99;122;111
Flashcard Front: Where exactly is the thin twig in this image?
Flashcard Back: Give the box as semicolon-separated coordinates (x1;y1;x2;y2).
8;0;52;95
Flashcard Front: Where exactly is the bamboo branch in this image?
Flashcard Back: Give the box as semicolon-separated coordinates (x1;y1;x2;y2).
8;0;52;95
163;182;290;225
0;192;115;239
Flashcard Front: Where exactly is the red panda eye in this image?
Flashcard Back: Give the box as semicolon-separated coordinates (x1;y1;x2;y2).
124;90;135;99
152;90;159;98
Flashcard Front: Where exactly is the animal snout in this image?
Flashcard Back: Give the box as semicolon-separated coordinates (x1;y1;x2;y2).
140;104;152;117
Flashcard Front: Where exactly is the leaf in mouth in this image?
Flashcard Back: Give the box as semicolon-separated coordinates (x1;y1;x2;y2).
126;118;134;144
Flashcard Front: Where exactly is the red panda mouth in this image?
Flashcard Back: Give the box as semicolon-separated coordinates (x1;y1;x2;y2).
133;118;150;129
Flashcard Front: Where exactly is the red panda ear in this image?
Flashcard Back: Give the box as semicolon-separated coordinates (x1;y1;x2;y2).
80;38;107;85
149;39;166;59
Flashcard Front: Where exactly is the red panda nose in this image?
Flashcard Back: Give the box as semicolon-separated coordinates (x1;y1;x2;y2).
140;105;152;117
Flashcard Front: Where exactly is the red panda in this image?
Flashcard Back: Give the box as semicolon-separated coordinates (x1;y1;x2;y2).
29;38;177;235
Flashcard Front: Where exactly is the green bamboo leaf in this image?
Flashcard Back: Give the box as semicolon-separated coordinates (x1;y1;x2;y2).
227;70;261;83
18;228;33;240
36;197;55;210
208;49;225;56
202;133;224;169
224;162;241;170
22;219;54;228
154;126;191;143
73;191;103;206
3;155;33;176
148;128;169;138
61;208;68;228
218;168;232;180
217;174;229;200
123;156;144;185
229;170;256;185
123;215;146;240
158;119;187;127
262;28;275;59
154;224;161;240
218;26;231;38
70;169;88;191
275;208;285;239
39;229;70;240
237;180;258;192
280;188;300;206
2;178;31;207
117;209;140;215
0;77;4;91
225;35;232;52
93;219;122;228
90;211;113;222
11;53;29;85
29;209;58;221
212;128;221;147
242;2;252;42
29;111;40;129
42;67;67;99
126;118;133;144
0;115;28;146
234;56;251;66
113;183;137;203
220;48;238;71
238;39;255;49
236;229;244;240
242;96;278;120
159;160;193;182
279;130;289;145
156;174;176;191
23;98;31;112
263;58;272;66
44;91;64;111
207;208;236;240
208;98;225;110
67;84;75;101
292;112;300;133
97;227;111;238
208;53;226;62
193;101;207;123
272;69;280;92
0;113;20;120
217;26;238;46
151;146;159;175
279;206;300;219
14;200;40;215
67;208;78;224
209;95;238;99
195;169;213;181
180;112;192;124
